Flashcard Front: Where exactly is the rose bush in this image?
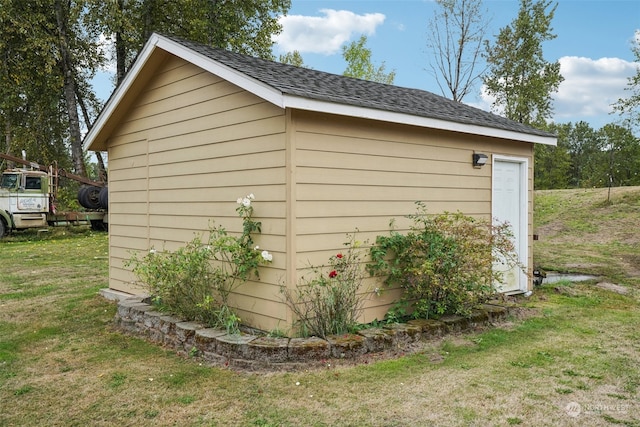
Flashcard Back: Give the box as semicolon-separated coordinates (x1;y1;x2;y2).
126;194;271;334
282;234;368;338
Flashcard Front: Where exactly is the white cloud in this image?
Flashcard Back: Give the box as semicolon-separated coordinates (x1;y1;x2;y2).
553;56;636;122
274;9;386;55
472;56;637;127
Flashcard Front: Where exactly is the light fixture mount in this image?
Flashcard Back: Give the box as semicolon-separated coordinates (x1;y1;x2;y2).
473;153;488;168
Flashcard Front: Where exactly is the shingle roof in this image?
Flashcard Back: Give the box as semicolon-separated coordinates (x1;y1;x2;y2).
166;34;554;139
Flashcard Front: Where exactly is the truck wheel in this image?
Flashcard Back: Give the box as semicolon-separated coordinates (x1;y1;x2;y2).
77;186;89;208
0;219;6;238
78;186;102;210
90;219;108;232
99;186;108;209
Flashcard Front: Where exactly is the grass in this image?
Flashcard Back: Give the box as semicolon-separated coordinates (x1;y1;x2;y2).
1;189;640;426
534;186;640;285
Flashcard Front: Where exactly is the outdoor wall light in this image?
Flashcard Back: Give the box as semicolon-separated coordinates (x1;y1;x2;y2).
473;153;489;168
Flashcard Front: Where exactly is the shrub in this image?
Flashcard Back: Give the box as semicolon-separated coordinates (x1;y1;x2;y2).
282;234;367;338
126;194;271;333
369;202;522;319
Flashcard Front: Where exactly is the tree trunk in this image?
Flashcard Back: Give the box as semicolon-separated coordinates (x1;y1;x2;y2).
55;0;86;177
3;119;14;169
75;86;107;182
115;0;127;84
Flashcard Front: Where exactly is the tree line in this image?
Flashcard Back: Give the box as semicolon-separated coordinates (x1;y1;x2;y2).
535;122;640;190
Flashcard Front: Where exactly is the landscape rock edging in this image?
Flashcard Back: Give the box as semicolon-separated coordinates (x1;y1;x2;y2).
113;296;511;369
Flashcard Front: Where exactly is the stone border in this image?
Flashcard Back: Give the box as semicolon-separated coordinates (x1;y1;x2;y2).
114;296;511;370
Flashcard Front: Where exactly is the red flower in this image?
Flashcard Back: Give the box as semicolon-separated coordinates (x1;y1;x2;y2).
336;253;343;259
328;270;338;278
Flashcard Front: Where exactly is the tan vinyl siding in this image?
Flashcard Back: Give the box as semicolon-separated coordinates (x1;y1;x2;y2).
291;110;533;323
106;55;287;331
293;109;494;232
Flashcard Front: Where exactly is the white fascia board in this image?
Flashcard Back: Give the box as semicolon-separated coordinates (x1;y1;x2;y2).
154;36;285;108
83;34;163;151
283;95;557;146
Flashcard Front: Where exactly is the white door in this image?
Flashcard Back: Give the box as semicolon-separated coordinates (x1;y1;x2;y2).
492;156;528;293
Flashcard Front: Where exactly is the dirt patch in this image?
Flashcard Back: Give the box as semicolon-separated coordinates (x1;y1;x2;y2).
595;282;630;295
620;254;640;277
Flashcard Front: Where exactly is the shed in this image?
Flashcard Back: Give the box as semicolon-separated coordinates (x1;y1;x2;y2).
84;33;556;332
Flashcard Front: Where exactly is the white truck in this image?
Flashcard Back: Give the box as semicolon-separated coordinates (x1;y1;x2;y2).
0;152;107;238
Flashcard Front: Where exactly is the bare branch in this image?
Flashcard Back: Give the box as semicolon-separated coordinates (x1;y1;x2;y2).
426;0;491;102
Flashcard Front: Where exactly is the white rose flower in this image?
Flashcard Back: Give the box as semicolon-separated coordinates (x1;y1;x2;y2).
242;197;251;207
261;250;273;262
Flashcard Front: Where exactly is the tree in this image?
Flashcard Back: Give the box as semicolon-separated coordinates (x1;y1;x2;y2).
598;124;640;189
614;30;640;130
425;0;490;102
483;0;563;127
539;121;640;190
0;0;75;171
55;0;88;177
565;121;600;188
91;0;291;85
342;35;396;84
534;122;571;189
1;0;291;180
279;51;306;67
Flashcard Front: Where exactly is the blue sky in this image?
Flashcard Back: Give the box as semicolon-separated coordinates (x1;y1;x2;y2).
93;0;640;130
